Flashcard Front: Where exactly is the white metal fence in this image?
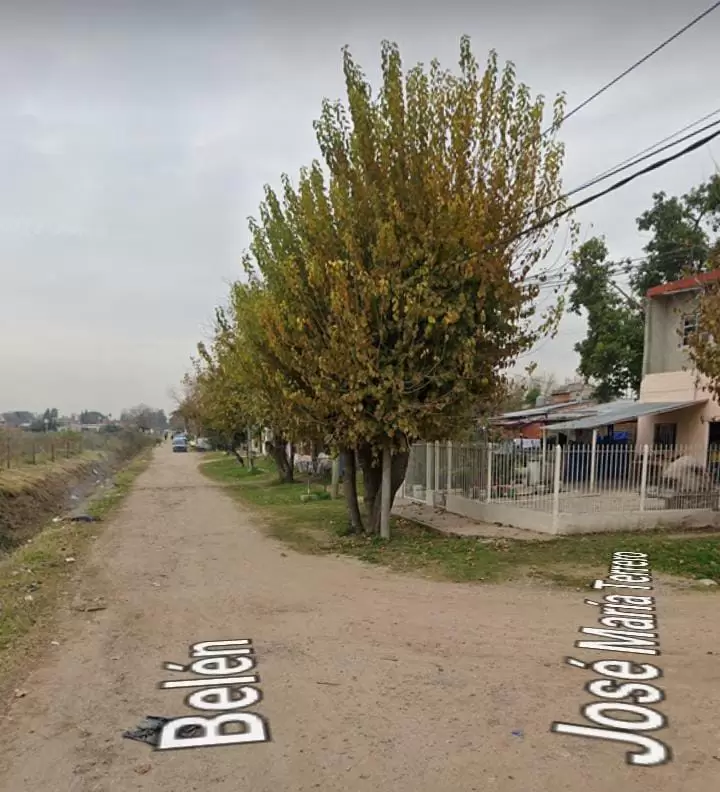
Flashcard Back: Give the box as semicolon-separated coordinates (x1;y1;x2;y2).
404;441;720;517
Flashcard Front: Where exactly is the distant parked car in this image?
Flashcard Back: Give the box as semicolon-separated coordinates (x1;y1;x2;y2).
195;437;212;452
172;436;188;453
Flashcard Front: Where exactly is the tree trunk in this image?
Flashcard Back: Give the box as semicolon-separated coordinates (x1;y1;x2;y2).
341;447;364;533
357;443;383;534
359;444;410;536
357;443;379;531
269;436;294;483
232;447;245;466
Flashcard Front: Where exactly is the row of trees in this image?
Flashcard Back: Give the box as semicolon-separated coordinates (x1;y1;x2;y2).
28;407;60;432
119;404;168;432
29;408;105;432
569;174;720;401
6;407;171;434
184;38;572;536
182;38;720;534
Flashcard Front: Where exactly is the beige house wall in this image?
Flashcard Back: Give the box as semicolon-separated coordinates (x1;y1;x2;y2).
638;370;720;453
643;292;698;375
639;285;720;458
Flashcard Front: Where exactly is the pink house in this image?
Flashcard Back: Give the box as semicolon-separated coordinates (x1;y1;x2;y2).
637;270;720;454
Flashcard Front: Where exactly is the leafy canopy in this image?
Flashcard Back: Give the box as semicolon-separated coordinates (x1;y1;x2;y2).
241;37;569;451
569;237;644;401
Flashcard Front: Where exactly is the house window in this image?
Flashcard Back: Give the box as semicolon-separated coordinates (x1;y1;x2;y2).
709;421;720;450
653;423;677;447
681;313;698;346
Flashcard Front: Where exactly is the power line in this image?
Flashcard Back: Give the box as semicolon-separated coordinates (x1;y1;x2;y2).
522;126;720;239
551;0;720;131
531;240;706;286
519;109;720;238
539;269;629;288
535;272;633;295
579;106;720;187
455;128;719;290
532;238;715;298
565;114;720;199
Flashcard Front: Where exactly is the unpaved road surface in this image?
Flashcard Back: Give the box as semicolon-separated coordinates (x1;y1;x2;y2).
0;447;717;791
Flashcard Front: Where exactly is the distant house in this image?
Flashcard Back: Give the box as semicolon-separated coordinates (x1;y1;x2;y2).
490;381;598;441
80;410;106;425
548;380;594;405
637;270;720;454
491;399;597;440
80;424;104;432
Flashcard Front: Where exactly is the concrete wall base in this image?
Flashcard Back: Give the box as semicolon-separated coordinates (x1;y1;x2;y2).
555;508;720;535
442;494;720;536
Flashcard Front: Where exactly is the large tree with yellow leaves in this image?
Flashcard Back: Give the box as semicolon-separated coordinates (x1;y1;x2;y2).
201;37;569;534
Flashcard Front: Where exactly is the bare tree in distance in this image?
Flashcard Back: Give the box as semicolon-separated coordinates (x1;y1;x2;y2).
120;404;168;432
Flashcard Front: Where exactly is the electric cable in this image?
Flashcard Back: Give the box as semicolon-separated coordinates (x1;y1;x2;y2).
547;0;720;132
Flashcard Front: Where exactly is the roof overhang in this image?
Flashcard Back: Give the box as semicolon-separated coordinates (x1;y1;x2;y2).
647;270;720;298
491;399;594;423
545;400;707;433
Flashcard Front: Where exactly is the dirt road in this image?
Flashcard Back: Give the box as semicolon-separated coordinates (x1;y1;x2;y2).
0;447;717;791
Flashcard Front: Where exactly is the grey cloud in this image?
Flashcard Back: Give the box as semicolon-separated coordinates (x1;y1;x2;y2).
1;0;718;413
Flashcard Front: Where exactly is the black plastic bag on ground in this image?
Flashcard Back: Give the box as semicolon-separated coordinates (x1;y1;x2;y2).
122;715;203;747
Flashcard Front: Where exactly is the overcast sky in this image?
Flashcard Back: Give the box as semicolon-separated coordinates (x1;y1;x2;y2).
1;0;718;416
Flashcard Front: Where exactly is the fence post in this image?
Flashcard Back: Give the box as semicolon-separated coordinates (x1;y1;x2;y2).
434;441;441;494
446;441;453;494
639;444;649;512
51;440;55;462
552;445;563;533
425;443;433;506
380;448;392;540
32;440;36;465
5;437;10;469
66;439;70;458
589;428;598;492
486;444;493;503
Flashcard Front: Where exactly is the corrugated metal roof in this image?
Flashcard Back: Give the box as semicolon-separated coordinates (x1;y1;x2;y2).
545;410;599;422
545;400;706;432
493;399;591;421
